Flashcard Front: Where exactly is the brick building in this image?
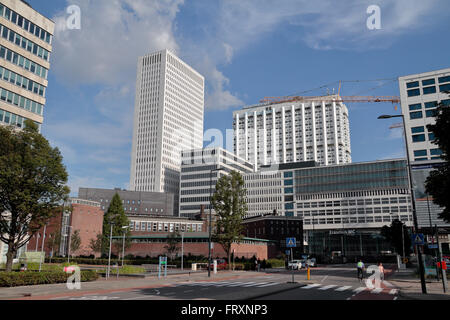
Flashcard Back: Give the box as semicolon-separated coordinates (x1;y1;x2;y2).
27;198;104;258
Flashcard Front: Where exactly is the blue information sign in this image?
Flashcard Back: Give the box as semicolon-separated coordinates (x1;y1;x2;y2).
412;233;424;245
286;237;296;248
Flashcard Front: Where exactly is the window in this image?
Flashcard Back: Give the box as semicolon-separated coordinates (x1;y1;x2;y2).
426;109;437;118
406;81;419;88
439;84;450;92
423;86;436;95
438;76;450;83
412;134;426;142
430;149;442;156
425;101;437;109
407;89;420;97
410;111;423;119
422;79;435;86
411;126;424;134
408;103;422;111
414;150;427;157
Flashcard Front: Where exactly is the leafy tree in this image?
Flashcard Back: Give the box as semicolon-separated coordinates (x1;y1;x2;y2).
102;193;130;256
164;231;180;260
89;233;103;256
70;229;81;256
381;219;412;256
425;91;450;222
0;120;69;272
211;171;247;270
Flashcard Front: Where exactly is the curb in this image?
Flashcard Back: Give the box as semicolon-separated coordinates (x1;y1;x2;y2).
244;283;306;300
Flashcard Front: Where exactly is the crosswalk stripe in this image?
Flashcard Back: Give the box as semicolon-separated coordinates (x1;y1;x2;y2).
257;282;279;288
239;282;258;287
335;286;353;292
353;287;367;293
389;289;398;295
224;282;246;287
302;284;321;289
213;282;236;287
319;285;338;290
371;288;383;294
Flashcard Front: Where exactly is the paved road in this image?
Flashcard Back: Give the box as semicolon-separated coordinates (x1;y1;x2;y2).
51;265;400;300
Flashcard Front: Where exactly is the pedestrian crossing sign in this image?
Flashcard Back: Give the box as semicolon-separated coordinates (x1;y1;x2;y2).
286;237;296;248
412;233;424;245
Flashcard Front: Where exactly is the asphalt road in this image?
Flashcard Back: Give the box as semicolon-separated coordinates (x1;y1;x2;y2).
52;265;400;300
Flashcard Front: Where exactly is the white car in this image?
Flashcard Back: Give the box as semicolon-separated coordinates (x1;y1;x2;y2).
288;260;302;270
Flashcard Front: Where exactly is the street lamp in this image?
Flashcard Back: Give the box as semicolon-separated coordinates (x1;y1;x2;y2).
107;221;115;279
121;226;129;267
66;225;73;264
378;113;427;294
209;167;221;278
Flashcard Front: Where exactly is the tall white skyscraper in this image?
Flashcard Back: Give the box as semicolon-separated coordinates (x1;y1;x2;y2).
130;49;205;215
233;95;351;169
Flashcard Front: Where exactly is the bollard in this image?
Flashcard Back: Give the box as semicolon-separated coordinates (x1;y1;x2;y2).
307;267;311;280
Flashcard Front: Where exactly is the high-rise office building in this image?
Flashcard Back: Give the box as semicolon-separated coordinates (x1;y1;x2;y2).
0;0;54;129
233;95;351;169
130;49;205;215
398;68;450;232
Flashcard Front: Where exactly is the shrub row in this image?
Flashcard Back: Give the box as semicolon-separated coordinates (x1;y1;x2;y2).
0;270;98;287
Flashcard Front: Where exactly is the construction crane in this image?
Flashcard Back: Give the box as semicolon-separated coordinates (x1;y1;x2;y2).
260;95;400;105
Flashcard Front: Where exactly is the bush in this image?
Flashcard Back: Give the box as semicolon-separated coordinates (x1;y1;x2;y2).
266;259;285;268
0;270;98;287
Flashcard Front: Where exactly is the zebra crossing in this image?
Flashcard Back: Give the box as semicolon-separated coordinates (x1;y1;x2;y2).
301;283;398;295
174;280;281;289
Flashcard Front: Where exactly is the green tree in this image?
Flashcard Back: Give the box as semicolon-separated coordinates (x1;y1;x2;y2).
211;171;248;270
425;91;450;222
70;229;81;256
164;231;180;260
89;233;103;256
0;120;69;272
381;219;412;256
102;193;130;256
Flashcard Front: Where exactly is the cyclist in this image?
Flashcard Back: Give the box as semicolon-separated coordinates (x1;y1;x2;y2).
357;259;365;281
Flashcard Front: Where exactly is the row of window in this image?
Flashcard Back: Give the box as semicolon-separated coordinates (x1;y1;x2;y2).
0;66;45;97
413;148;443;161
297;197;409;208
304;215;410;225
0;87;43;116
0;45;48;79
0;3;52;44
301;205;410;216
408;84;450;97
0;109;27;128
410;109;438;120
407;76;450;89
0;24;50;62
130;221;202;232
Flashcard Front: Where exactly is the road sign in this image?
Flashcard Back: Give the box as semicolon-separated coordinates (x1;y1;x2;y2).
428;244;438;249
285;250;291;255
412;233;425;245
286;237;296;248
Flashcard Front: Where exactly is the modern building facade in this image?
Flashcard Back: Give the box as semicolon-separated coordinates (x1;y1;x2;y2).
0;0;54;129
129;49;205;215
78;187;174;217
233;95;351;169
399;68;450;163
398;68;450;236
242;159;415;258
179;147;255;218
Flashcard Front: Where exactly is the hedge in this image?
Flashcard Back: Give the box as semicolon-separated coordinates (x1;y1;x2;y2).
0;270;99;287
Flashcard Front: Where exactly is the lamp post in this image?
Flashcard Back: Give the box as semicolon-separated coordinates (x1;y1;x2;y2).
107;222;115;279
121;226;129;267
181;231;184;271
378;114;427;294
39;224;47;272
209;168;221;278
66;225;73;264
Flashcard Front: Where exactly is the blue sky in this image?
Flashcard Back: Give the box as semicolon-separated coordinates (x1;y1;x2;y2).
27;0;450;196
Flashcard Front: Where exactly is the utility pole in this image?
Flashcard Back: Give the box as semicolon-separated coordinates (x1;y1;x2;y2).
435;225;448;293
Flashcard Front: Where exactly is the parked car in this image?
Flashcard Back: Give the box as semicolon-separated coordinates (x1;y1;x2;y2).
307;258;317;267
210;259;228;270
288;260;302;270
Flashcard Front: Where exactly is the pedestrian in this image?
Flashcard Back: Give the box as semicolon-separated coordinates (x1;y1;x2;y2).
257;259;261;272
378;262;385;281
357;259;365;281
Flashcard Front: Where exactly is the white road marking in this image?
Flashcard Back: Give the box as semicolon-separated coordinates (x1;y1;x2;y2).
353;287;367;293
389;289;398;295
224;282;246;287
335;286;353;292
321;275;329;283
319;285;338;290
257;282;279;288
371;288;383;294
302;284;321;289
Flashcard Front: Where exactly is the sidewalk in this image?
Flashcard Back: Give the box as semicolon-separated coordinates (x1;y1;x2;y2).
388;268;450;300
0;270;267;300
